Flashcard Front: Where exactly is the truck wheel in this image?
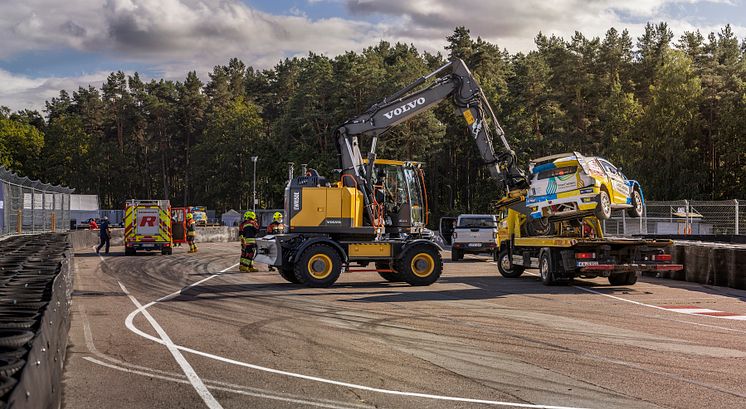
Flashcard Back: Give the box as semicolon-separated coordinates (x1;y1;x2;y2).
294;244;342;288
623;271;638;285
125;247;135;256
627;189;644;218
497;248;524;278
397;245;442;286
451;249;463;261
539;249;556;286
608;273;628;286
279;266;301;284
376;261;403;282
594;189;612;220
161;247;172;255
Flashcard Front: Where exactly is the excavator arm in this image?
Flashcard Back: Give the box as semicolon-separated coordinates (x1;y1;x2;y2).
335;58;528;223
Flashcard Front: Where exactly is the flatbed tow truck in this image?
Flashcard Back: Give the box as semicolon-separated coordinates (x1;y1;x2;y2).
494;210;684;285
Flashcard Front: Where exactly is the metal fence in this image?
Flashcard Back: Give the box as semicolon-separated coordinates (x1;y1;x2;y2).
0;166;74;237
604;200;745;236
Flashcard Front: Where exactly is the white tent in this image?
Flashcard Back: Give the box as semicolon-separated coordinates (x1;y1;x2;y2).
221;209;242;227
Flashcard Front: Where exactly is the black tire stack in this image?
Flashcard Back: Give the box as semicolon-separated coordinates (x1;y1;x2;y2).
0;234;72;406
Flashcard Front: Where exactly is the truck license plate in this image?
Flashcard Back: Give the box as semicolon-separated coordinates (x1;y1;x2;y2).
142;243;154;248
576;261;599;267
468;243;481;247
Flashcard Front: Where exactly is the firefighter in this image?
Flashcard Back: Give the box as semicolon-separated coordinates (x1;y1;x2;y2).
239;211;259;272
186;213;198;253
266;212;285;272
266;212;285;234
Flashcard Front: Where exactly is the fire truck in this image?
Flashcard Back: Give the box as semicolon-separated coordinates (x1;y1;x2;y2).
124;199;173;256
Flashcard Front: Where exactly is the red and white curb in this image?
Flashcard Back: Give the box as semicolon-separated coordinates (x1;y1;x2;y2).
657;305;746;320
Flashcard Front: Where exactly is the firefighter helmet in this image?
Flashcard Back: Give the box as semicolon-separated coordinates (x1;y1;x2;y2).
273;212;283;222
186;213;193;220
244;211;256;220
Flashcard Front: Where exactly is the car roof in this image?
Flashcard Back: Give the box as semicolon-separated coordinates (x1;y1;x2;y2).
458;214;494;218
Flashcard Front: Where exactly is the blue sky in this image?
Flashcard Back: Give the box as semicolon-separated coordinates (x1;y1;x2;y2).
1;0;744;112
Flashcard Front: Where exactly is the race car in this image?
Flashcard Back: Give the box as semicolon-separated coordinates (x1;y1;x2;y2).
525;152;644;220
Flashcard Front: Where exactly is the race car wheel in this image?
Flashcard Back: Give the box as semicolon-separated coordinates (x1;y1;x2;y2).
294;244;342;287
526;218;556;236
594;189;612;220
627;188;644;218
497;248;524;278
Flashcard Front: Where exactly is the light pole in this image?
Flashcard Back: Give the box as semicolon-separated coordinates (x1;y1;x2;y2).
251;156;258;212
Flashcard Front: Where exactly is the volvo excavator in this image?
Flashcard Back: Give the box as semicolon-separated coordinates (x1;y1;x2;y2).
255;58;531;287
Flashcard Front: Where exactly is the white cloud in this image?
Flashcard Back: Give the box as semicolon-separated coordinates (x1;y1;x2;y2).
0;0;743;112
0;69;110;112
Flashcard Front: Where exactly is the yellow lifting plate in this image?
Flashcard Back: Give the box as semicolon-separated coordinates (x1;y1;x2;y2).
348;243;392;258
513;237;578;248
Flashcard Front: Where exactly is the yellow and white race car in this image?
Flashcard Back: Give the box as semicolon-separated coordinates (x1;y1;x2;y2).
525;152;644;220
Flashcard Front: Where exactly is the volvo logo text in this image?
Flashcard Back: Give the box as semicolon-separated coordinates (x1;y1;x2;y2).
383;97;425;120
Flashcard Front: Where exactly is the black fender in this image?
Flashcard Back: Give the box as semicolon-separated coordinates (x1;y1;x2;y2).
288;236;348;264
398;239;442;259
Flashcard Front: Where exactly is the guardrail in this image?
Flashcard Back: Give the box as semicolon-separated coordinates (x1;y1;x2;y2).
604;200;745;237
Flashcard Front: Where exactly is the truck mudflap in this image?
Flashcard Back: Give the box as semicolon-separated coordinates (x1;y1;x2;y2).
580;263;683;273
255;236;282;267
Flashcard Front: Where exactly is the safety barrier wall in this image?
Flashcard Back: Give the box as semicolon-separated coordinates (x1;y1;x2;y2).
652;242;746;290
0;166;73;238
68;226;240;251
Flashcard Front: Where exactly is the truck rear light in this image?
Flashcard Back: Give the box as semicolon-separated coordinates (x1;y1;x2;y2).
653;254;672;261
575;252;596;259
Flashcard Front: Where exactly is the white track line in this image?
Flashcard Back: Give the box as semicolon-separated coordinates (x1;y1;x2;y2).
122;268;587;409
94;246;232;408
81;305;371;409
119;281;223;409
82;357;363;409
518;271;746;330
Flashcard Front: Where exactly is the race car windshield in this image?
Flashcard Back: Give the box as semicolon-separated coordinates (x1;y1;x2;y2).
458;217;497;228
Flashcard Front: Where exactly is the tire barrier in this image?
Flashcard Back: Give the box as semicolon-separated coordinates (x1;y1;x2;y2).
655;242;746;290
0;234;73;409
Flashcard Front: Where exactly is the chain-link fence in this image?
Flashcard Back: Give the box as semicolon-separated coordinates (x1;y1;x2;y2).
0;166;74;237
604;200;745;236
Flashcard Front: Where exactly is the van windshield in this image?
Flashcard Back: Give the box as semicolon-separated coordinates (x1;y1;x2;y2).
458;217;496;228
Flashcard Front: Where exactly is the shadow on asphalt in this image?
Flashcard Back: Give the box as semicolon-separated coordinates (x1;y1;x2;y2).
162;275;639;304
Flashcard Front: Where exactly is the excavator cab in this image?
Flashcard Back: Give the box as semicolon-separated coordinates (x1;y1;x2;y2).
371;160;427;234
284;159;427;239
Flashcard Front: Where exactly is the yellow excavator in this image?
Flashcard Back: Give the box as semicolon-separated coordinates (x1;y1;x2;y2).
255;58;529;287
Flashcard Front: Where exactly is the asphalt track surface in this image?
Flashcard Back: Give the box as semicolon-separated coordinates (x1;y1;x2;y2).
63;243;746;409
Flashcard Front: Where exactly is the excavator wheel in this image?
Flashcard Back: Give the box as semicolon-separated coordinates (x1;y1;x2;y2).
278;265;301;284
375;261;403;282
293;244;342;287
396;244;443;286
